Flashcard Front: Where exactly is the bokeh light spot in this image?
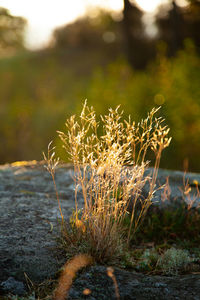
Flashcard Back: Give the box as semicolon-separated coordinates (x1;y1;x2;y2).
154;94;165;105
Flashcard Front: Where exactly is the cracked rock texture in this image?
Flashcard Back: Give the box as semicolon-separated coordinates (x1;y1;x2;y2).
68;265;200;300
0;161;80;295
0;161;200;298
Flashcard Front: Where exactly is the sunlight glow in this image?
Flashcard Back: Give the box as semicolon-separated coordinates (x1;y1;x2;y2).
0;0;88;48
135;0;169;12
0;0;177;49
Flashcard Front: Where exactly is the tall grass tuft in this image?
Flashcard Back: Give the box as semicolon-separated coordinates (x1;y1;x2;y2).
46;101;171;263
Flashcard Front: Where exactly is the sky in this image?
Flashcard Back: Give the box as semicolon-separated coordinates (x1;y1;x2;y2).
0;0;185;49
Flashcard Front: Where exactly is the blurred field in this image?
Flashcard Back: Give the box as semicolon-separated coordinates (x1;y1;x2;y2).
1;41;200;171
0;46;116;164
0;3;200;172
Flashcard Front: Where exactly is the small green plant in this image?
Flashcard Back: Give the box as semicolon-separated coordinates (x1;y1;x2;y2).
157;248;191;275
138;248;159;271
44;101;171;263
132;178;200;247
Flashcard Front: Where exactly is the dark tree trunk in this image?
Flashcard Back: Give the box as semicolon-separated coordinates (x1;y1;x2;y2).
122;0;155;69
169;1;185;55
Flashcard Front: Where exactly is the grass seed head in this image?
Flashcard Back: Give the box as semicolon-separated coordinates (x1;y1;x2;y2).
57;101;171;262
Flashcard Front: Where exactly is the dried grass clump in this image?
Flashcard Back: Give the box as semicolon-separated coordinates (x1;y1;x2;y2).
45;101;171;262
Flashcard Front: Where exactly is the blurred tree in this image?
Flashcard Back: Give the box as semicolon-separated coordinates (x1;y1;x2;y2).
0;7;26;55
184;0;200;49
122;0;156;69
52;10;122;52
122;0;200;68
52;3;156;69
156;0;200;56
51;0;200;69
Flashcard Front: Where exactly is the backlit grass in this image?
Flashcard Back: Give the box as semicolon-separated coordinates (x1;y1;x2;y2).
45;101;171;263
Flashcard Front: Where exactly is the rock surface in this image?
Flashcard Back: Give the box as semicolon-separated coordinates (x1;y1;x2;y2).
0;277;26;296
68;265;200;300
146;168;200;209
0;161;81;296
0;161;200;297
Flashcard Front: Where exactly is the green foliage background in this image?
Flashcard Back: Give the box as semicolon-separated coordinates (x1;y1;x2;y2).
84;41;200;171
0;41;200;171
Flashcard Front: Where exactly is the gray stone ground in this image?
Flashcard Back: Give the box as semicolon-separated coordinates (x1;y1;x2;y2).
68;266;200;300
0;162;80;294
0;161;200;298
